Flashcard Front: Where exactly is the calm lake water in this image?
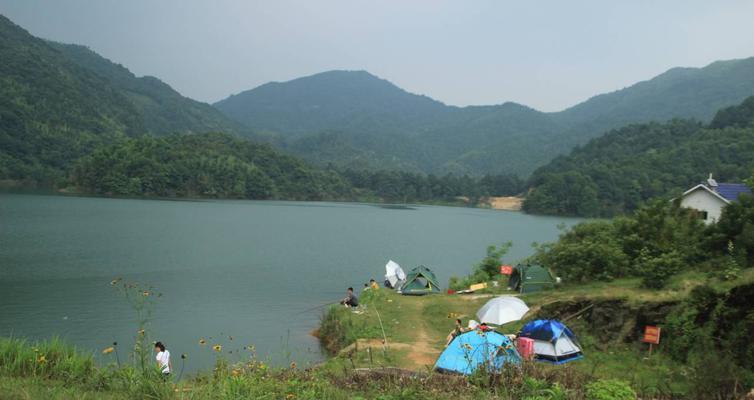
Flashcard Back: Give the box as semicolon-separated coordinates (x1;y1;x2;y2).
0;193;579;372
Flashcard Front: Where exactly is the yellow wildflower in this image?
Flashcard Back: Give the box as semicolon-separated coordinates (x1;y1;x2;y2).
102;347;115;354
213;344;222;352
231;369;240;377
37;355;47;364
199;339;206;345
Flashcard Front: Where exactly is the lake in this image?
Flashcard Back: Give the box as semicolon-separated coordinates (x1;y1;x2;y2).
0;193;579;373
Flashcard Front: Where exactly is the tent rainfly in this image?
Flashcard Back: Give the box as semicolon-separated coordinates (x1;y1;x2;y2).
519;319;583;364
476;296;529;326
435;330;521;375
400;265;441;295
384;260;406;289
507;264;555;294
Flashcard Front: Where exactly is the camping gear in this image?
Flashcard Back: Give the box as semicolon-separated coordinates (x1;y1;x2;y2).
400;265;441;295
516;337;535;360
519;319;583;364
468;320;479;330
384;260;406;289
476;296;529;326
507;264;555;294
435;330;521;375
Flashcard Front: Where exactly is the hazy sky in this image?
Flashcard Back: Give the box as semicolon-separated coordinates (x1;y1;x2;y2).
2;1;754;111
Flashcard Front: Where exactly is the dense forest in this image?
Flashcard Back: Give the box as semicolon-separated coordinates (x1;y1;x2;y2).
0;15;142;183
523;96;754;217
69;132;524;203
48;42;242;136
69;133;350;200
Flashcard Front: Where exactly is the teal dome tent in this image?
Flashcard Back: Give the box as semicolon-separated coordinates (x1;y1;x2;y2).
400;265;441;295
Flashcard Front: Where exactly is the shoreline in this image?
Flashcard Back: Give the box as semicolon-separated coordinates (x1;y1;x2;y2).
0;187;527;212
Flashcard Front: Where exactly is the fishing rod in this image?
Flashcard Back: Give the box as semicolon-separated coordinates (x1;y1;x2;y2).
293;301;338;315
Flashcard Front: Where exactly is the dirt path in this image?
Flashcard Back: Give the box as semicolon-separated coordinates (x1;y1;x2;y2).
402;299;441;369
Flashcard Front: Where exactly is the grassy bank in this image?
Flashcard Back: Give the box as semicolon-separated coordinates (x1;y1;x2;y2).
318;271;754;399
0;336;590;399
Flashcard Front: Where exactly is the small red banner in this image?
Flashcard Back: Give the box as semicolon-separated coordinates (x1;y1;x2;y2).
500;265;513;275
642;326;661;344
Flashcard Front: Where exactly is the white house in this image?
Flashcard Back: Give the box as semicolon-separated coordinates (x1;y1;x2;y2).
678;174;751;224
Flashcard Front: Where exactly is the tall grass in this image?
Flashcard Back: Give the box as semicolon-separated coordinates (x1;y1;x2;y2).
0;336;95;383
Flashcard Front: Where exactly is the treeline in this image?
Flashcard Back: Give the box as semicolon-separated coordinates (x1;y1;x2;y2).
69;133;351;200
534;194;754;288
523;96;754;217
341;169;524;203
68;132;524;203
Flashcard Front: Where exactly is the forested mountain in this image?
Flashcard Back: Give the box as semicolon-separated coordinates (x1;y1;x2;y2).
523;96;754;217
0;14;143;182
215;59;754;177
0;14;242;184
553;57;754;144
48;42;242;136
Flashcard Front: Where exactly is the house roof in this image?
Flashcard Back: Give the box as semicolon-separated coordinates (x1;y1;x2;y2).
681;184;731;204
716;183;751;202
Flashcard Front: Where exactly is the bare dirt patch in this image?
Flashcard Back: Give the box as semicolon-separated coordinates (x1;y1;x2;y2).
479;196;523;211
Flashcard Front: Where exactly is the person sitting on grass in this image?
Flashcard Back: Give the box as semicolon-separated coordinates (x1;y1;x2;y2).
340;287;359;308
154;341;172;377
369;278;380;290
445;318;466;347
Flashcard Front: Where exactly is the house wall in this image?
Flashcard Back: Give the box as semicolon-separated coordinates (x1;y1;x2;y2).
680;189;726;224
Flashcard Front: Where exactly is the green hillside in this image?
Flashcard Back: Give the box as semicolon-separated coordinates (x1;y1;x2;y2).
0;14;143;183
214;60;754;177
524;96;754;217
48;42;243;136
68;132;351;200
552;57;754;146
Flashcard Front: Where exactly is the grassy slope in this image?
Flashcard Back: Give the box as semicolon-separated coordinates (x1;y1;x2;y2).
321;270;754;397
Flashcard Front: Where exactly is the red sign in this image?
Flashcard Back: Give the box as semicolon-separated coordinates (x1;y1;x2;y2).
500;265;513;275
642;326;661;344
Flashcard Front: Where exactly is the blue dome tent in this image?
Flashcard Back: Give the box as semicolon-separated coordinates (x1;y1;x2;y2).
519;319;583;364
434;330;521;375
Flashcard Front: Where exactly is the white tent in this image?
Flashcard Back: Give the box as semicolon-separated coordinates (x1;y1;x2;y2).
531;335;582;362
384;260;406;289
476;296;529;325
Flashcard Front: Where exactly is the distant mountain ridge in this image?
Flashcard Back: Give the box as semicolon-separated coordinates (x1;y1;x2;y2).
215;58;754;176
48;42;243;136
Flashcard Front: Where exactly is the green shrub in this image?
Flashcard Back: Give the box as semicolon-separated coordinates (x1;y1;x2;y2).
639;250;683;289
584;379;636;400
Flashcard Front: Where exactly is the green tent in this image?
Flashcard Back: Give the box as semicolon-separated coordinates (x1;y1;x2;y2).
400;265;441;295
507;264;555;294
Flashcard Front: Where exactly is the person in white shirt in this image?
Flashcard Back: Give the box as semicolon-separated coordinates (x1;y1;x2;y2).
154;341;172;376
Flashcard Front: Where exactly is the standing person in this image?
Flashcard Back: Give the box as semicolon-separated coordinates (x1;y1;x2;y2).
154;341;172;377
445;318;466;347
340;287;359;308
